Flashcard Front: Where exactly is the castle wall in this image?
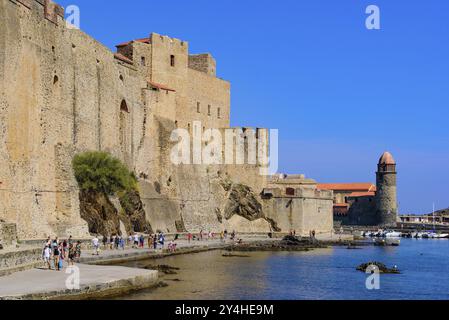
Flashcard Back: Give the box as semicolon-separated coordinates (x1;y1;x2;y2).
0;0;149;238
263;187;334;237
188;54;216;77
0;0;330;238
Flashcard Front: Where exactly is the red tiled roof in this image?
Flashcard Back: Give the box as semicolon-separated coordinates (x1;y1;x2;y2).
317;183;376;192
148;81;176;92
347;192;375;198
116;38;151;48
114;53;133;65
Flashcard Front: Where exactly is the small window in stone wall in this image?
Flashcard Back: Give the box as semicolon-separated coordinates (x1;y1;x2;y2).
197;102;201;113
170;55;175;67
141;56;146;66
208;105;211;116
286;188;295;196
217;107;221;119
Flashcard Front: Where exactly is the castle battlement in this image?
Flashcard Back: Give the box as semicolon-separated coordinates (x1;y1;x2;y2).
12;0;64;25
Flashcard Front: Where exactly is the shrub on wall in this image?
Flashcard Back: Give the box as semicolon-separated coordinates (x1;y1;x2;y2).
72;151;137;195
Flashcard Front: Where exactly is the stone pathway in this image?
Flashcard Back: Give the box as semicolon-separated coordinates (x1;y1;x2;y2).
0;263;157;300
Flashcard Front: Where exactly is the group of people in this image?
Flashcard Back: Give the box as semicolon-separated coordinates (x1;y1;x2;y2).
186;230;236;243
89;232;168;255
42;236;81;271
42;229;239;268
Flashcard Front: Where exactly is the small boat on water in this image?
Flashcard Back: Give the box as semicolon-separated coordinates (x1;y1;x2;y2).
411;231;449;239
384;231;402;238
430;232;449;239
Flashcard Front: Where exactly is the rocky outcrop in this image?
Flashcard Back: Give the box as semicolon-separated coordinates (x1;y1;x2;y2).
357;262;400;274
119;190;153;234
79;190;152;236
224;183;263;221
222;181;281;232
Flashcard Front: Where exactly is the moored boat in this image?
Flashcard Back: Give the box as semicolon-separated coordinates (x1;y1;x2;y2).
384;231;402;238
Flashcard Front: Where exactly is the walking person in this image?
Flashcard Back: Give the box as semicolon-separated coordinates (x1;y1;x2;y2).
92;235;100;255
148;234;153;248
53;243;61;271
75;241;82;262
58;243;65;270
139;234;145;248
133;233;139;248
153;234;157;250
120;236;125;250
115;235;120;250
68;243;76;266
159;233;165;250
42;245;51;270
102;235;108;249
62;239;68;259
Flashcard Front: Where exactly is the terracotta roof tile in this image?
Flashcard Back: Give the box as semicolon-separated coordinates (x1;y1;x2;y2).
347;192;376;198
148;81;176;92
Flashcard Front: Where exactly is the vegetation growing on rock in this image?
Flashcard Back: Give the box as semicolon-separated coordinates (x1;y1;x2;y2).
72;151;137;195
73;151;151;236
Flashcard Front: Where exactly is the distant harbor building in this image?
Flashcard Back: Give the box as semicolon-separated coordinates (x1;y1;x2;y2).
318;152;398;227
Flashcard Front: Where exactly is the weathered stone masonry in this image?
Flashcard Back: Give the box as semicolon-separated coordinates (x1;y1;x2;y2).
0;0;334;239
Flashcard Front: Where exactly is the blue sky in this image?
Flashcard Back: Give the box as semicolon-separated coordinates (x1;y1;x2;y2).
58;0;449;214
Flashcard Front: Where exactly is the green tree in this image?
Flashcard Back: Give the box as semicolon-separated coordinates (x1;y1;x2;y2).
72;151;137;195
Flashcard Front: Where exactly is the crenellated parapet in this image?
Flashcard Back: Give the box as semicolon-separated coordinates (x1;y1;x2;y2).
10;0;65;25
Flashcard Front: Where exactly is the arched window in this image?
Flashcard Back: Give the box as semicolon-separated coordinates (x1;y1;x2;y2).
120;100;129;113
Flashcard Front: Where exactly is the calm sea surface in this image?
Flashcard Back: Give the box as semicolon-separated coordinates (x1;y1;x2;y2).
117;239;449;300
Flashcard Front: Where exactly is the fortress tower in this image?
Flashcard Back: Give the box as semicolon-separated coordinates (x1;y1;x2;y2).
376;152;398;226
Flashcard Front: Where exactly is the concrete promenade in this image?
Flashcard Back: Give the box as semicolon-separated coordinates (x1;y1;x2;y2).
0;263;158;300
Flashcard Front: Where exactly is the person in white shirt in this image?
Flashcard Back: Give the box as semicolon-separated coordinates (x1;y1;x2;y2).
42;245;51;270
133;234;139;248
92;236;100;255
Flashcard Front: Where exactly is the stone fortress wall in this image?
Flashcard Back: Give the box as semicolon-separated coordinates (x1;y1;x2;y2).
0;0;334;239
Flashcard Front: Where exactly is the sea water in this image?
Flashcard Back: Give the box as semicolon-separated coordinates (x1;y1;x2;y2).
117;239;449;300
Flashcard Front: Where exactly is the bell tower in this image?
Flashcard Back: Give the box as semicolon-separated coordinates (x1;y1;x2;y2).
375;152;398;227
